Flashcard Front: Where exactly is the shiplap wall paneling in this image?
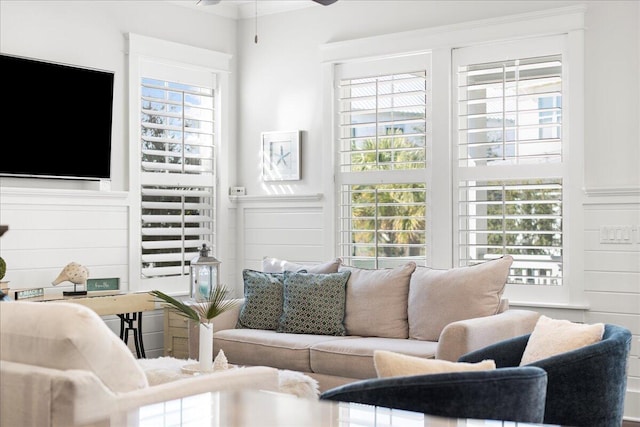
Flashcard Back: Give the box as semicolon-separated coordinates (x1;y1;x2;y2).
223;206;239;297
0;189;130;292
583;195;640;420
233;196;326;297
243;208;325;265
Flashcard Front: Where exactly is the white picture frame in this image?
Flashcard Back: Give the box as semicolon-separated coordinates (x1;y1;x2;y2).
261;130;301;181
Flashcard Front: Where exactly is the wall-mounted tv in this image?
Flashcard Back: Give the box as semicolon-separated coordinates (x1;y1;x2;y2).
0;54;114;180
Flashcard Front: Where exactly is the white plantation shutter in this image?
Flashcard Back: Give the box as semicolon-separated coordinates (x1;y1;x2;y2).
140;185;214;278
335;54;429;269
141;78;215;175
338;71;429;172
454;37;565;286
140;77;216;279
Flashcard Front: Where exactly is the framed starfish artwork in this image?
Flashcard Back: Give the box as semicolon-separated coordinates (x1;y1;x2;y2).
261;130;301;181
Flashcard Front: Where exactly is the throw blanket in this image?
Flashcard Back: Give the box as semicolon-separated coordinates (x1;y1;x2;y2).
137;357;319;399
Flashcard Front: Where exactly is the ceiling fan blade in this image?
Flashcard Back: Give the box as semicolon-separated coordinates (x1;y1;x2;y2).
196;0;221;5
312;0;338;5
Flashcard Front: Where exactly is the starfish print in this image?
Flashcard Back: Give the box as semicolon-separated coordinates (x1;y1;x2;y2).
275;145;290;167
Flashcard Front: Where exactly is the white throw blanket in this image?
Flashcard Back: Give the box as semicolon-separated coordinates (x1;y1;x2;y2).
137;356;320;399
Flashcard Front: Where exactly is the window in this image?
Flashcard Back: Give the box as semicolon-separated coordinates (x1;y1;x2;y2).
335;54;430;268
140;78;216;280
454;37;566;289
128;34;230;294
325;10;584;304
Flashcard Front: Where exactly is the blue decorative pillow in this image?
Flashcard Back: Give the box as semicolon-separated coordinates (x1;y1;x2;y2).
277;270;351;336
237;269;284;330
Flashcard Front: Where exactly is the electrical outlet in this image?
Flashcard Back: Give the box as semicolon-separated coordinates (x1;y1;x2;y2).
229;186;246;196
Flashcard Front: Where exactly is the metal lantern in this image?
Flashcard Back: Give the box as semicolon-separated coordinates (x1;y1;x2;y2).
190;244;220;301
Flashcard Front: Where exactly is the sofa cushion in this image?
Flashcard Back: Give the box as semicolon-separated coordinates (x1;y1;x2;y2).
520;315;605;365
277;271;350;335
340;262;416;339
310;337;438;380
0;301;148;393
408;256;512;341
262;257;342;274
213;329;355;373
237;269;284;330
373;350;496;378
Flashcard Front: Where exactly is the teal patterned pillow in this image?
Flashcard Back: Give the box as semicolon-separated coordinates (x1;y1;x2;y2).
277;270;351;335
237;269;284;330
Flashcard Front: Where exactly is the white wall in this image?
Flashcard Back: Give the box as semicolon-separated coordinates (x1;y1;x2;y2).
0;0;638;419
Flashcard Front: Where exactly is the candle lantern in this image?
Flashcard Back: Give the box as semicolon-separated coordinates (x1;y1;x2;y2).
190;243;220;301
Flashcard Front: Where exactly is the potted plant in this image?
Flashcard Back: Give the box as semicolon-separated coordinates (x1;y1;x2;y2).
0;257;8;300
149;286;237;372
0;256;8;292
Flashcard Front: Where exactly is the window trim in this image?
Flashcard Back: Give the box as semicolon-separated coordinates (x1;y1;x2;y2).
321;6;585;306
127;33;231;295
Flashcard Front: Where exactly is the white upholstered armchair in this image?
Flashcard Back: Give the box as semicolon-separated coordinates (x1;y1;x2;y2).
0;301;280;427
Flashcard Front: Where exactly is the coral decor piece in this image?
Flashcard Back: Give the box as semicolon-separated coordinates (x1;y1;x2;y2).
52;262;89;286
213;349;229;371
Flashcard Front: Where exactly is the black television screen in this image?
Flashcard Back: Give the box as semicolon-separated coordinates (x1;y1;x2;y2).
1;54;114;180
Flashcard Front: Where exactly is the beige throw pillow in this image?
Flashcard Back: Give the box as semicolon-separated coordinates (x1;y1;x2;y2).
408;256;512;341
341;262;416;338
520;315;605;365
374;350;496;378
262;257;342;274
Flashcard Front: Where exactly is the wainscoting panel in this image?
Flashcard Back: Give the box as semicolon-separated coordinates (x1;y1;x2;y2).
583;190;640;421
231;195;327;296
0;187;130;291
243;208;326;263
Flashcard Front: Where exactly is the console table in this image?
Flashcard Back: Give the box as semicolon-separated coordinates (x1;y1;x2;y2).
32;291;156;358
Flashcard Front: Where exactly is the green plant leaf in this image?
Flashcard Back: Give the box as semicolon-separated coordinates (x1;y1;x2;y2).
149;286;238;325
148;290;199;323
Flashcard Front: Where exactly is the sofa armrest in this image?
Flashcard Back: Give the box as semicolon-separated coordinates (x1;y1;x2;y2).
213;298;244;332
435;309;541;362
458;333;530;367
113;366;280;417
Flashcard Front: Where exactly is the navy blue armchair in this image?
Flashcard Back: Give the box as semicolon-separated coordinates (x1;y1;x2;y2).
320;366;548;423
459;324;632;427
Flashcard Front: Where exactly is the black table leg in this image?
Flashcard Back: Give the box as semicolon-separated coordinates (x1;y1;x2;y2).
117;312;146;358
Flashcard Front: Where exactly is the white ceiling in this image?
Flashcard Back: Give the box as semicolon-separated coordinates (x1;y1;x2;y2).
168;0;323;20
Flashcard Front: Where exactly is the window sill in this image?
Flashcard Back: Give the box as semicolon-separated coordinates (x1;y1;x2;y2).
229;193;323;203
509;300;590;311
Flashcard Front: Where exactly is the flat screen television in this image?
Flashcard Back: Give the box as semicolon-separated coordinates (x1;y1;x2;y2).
0;54;114;180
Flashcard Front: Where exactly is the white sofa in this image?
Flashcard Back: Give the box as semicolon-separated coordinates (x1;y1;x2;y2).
197;256;542;392
0;301;280;427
